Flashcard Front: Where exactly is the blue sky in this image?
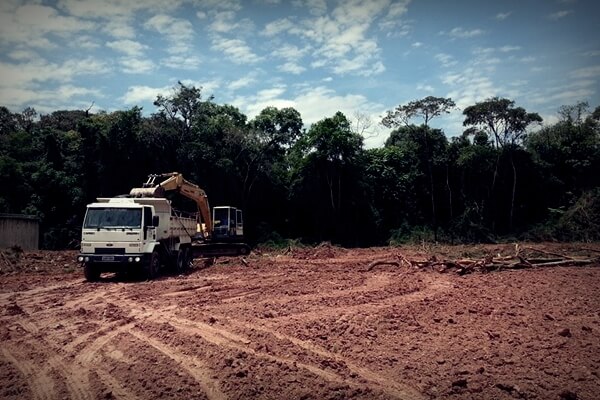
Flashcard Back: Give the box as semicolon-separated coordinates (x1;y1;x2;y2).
1;0;599;146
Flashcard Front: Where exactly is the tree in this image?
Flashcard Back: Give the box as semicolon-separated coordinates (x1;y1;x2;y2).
463;97;542;147
382;96;455;239
463;97;542;230
364;145;420;243
290;112;368;244
153;81;213;139
382;96;456;128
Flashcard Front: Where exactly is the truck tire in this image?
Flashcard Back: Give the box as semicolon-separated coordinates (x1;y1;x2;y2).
84;263;100;282
145;251;160;280
176;248;189;273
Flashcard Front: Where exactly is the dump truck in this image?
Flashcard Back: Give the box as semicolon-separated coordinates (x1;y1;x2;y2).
77;172;250;281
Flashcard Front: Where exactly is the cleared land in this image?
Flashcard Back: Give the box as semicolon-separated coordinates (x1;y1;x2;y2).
1;243;599;399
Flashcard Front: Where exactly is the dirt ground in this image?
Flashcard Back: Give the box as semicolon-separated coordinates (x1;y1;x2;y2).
1;243;599;400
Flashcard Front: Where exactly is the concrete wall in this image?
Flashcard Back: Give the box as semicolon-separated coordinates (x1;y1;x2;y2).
0;214;40;250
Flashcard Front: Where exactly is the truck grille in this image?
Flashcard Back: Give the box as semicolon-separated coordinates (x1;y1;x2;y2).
95;248;125;254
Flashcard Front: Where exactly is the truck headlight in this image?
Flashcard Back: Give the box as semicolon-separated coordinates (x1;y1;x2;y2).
134;256;141;262
78;256;84;262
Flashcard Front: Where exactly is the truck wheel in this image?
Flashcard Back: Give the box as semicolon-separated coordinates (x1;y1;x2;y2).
176;248;188;273
145;251;160;280
84;263;100;282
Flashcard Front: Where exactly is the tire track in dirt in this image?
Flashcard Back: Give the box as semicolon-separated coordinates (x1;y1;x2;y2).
94;368;141;400
215;274;453;400
0;348;55;400
4;284;136;400
124;302;353;386
14;321;92;400
219;273;392;305
141;314;347;385
128;302;419;398
265;274;453;325
232;321;425;400
128;329;226;400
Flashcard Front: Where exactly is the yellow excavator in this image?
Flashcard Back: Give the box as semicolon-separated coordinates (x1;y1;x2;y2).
131;172;250;257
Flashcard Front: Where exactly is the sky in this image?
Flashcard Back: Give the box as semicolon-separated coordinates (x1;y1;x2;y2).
1;0;599;147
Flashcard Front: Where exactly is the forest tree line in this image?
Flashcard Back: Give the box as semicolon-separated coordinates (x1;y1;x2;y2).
1;82;599;249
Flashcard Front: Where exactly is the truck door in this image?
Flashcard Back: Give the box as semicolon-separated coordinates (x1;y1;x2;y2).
143;206;155;240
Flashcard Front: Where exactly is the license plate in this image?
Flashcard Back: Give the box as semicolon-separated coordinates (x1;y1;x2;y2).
101;256;114;261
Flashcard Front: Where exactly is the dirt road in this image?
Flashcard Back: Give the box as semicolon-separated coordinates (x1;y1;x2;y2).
1;245;599;399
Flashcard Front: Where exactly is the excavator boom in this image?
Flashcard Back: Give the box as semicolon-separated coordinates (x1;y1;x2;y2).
130;172;213;236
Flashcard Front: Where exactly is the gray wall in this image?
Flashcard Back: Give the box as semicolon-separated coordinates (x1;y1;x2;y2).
0;214;39;250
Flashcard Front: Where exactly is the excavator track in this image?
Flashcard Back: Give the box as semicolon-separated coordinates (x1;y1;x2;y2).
191;242;251;258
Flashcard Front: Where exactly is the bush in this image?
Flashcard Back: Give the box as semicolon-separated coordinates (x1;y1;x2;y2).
555;189;600;241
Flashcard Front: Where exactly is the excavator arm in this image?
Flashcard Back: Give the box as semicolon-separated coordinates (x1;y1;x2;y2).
130;172;213;237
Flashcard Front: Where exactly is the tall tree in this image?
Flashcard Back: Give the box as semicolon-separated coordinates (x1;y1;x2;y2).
290;112;367;244
382;96;455;239
153;81;213;140
463;97;542;229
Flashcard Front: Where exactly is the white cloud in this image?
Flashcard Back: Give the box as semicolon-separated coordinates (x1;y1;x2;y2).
292;0;328;16
411;41;423;48
121;85;171;105
211;37;262;64
262;0;397;76
57;0;182;18
0;3;95;47
379;0;411;33
161;55;202;70
7;49;38;61
144;14;195;54
529;79;596;105
228;76;257;91
570;65;600;79
495;12;511;20
417;83;434;93
499;45;521;52
0;57;110;87
71;35;101;50
278;62;306;74
120;57;156;74
0;84;103;111
435;53;457;68
261;18;295;36
443;27;485;39
274;44;311;60
547;10;573;20
106;39;148;57
101;17;136;39
582;50;600;57
232;85;384;132
441;68;501;110
192;0;242;12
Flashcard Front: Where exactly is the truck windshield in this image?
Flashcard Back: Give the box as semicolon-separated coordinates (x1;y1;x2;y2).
84;208;142;229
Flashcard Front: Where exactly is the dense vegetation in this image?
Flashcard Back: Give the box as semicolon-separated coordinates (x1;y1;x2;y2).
1;83;599;249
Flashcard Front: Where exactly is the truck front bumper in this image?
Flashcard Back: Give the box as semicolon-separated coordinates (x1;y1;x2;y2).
77;253;150;265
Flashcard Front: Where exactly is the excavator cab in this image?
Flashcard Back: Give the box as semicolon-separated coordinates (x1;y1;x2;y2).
212;206;244;241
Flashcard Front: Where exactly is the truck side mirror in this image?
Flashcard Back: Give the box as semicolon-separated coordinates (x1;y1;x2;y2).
152;215;159;227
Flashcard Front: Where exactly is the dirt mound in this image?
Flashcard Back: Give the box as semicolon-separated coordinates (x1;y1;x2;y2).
0;248;79;275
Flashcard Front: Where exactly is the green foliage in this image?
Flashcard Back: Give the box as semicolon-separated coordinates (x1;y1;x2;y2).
0;92;598;248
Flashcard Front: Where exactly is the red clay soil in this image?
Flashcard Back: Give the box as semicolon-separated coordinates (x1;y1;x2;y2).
0;243;599;399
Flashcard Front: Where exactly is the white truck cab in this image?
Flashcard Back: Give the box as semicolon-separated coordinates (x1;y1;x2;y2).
77;197;195;281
